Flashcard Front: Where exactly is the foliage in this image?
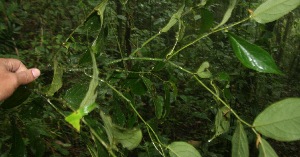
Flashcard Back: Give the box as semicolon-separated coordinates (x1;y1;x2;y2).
0;0;300;157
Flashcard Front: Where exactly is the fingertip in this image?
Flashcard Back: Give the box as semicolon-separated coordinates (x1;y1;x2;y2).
31;68;41;78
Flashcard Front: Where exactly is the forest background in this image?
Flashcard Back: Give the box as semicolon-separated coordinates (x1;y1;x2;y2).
0;0;300;157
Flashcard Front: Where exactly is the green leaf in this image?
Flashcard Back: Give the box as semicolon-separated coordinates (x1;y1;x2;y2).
10;119;26;157
65;103;98;132
100;111;142;150
112;127;142;150
210;106;230;141
63;83;89;110
160;5;185;33
253;98;300;141
232;121;249;157
168;141;201;157
197;61;212;78
1;85;31;109
258;138;278;157
213;0;237;30
46;59;63;96
228;32;282;74
94;0;108;30
65;46;99;131
154;96;164;119
198;9;214;35
252;0;300;24
125;75;147;95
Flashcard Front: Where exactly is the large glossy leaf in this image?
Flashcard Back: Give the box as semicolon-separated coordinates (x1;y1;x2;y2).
232;121;249;157
168;141;201;157
46;59;63;96
100;111;142;150
258;138;278;157
1;85;31;109
252;0;300;24
160;5;185;33
253;98;300;141
228;33;282;74
213;0;237;30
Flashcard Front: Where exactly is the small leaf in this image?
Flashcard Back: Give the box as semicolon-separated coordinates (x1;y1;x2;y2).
210;106;230;141
154;96;164;119
228;32;282;74
94;0;108;29
112;127;142;150
168;141;201;157
252;0;300;24
253;98;300;141
161;5;185;33
100;111;142;150
232;121;249;157
258;138;278;157
213;0;237;30
46;59;63;96
197;61;212;78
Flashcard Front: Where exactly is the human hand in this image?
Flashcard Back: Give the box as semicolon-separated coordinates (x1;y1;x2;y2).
0;58;40;101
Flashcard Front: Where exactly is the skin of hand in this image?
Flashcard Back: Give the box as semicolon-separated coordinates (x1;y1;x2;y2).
0;58;40;101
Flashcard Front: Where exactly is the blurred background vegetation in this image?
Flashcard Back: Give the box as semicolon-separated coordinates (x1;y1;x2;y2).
0;0;299;156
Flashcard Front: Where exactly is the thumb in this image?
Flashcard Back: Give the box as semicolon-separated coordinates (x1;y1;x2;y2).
16;68;40;85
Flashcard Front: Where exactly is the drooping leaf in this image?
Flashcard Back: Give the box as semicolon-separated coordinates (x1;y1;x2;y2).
168;141;201;157
94;0;108;29
228;32;282;74
46;59;63;96
160;5;185;33
10;118;26;157
210;106;230;141
26;126;45;157
213;0;237;30
163;83;171;117
232;121;249;157
197;61;212;79
252;0;300;24
100;111;142;150
154;96;164;119
1;85;31;109
253;98;300;141
65;43;99;131
258;138;278;157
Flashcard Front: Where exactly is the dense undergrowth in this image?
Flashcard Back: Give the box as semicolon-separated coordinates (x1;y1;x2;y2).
0;0;300;157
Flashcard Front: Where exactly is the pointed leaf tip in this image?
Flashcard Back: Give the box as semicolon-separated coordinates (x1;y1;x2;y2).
228;32;283;74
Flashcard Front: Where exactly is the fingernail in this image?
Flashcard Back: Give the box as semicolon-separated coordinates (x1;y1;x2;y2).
31;68;41;78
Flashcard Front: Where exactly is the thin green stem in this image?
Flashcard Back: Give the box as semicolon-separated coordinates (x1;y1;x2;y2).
193;76;252;127
99;78;165;155
82;118;117;157
166;17;250;60
131;33;160;57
